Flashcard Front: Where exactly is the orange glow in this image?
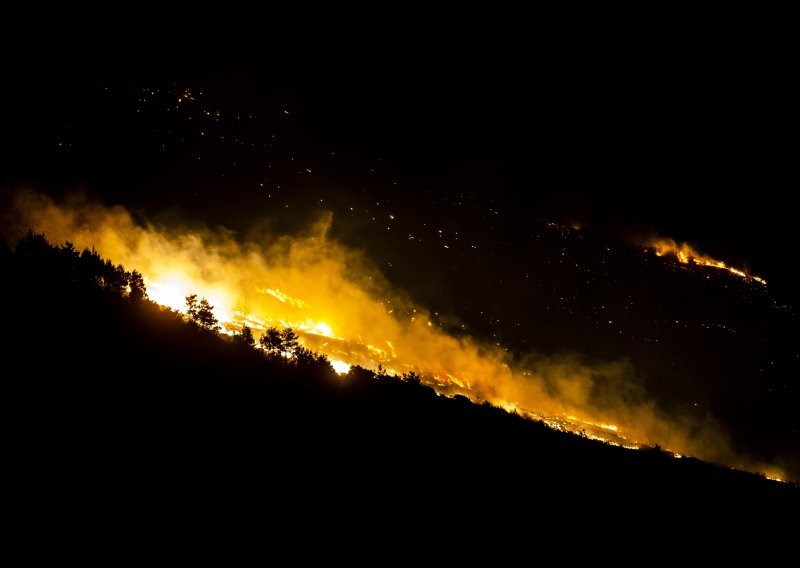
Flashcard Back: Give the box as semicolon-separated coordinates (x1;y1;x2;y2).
765;473;786;483
648;237;766;285
260;287;310;309
12;191;787;481
146;274;192;313
329;359;351;375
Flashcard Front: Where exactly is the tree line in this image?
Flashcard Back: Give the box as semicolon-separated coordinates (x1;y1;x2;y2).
6;231;335;374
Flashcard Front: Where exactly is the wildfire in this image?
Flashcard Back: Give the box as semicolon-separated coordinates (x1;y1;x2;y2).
146;275;191;313
329;359;351;375
146;275;235;327
126;258;654;448
647;237;766;285
261;287;310;309
12;192;787;481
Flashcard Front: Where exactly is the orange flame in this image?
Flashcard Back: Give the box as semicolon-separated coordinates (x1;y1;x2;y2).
10;191;787;480
647;238;766;285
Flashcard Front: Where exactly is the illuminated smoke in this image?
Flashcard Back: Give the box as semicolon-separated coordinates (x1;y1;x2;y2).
646;237;766;285
8;191;787;480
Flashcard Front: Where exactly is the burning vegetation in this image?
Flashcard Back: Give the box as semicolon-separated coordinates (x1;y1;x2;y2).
6;191;791;481
647;237;766;286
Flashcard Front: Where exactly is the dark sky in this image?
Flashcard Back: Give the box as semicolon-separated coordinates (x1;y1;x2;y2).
4;21;796;294
1;18;798;303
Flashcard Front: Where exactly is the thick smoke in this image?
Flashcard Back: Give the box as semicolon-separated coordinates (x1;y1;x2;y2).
8;190;787;480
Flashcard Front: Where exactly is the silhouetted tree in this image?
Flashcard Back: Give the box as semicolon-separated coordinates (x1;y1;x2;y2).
185;294;199;319
78;247;104;286
402;371;422;385
185;294;220;332
259;326;284;356
293;345;314;365
102;259;129;294
235;324;255;347
281;327;299;356
13;232;59;284
293;345;334;374
15;231;51;259
60;241;79;260
59;242;79;279
196;298;220;332
129;270;146;303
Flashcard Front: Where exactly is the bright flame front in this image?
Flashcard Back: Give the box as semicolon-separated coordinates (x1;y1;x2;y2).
648;237;766;285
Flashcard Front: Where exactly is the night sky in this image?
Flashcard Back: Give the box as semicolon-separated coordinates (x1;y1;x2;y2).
4;25;798;295
2;22;798;476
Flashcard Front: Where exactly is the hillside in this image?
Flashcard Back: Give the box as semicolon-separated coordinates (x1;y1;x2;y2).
2;234;797;521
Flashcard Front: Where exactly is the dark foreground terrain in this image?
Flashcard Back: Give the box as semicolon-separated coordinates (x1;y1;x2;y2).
3;234;797;534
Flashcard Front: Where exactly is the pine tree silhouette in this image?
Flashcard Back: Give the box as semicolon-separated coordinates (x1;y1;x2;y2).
185;294;220;332
259;326;284;356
